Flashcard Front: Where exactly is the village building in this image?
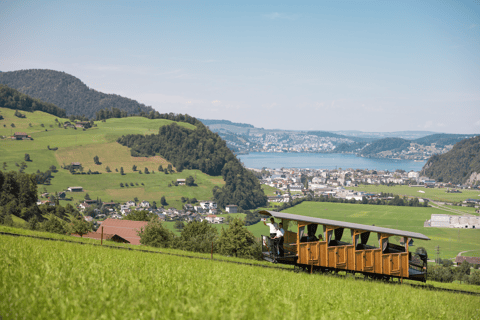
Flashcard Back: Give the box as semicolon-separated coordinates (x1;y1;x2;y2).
13;132;30;140
96;219;148;245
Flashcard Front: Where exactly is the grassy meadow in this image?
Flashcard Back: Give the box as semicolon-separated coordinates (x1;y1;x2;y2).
2;234;479;319
0;108;224;208
265;202;480;260
351;184;480;203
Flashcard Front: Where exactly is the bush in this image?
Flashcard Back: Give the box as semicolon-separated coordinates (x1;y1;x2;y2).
138;219;174;248
217;218;261;259
178;220;218;253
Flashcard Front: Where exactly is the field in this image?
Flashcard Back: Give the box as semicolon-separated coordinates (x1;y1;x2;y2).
351;184;480;203
0;108;224;208
265;202;480;259
1;234;479;319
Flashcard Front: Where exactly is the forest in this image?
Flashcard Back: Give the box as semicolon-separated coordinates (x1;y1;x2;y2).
0;85;66;118
117;122;267;210
0;69;154;118
421;136;480;184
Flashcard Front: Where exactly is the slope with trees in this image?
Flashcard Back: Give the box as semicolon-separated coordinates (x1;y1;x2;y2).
117;122;267;210
421;136;480;184
0;69;154;118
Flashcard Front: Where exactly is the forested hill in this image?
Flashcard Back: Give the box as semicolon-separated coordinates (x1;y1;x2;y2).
421;136;480;185
413;133;476;148
359;138;411;157
0;69;154;118
0;85;66;118
117;122;267;210
199;119;254;128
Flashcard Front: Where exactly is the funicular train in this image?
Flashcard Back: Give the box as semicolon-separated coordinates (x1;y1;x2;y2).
259;210;430;282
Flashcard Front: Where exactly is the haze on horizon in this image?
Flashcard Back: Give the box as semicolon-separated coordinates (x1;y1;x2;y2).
1;0;479;134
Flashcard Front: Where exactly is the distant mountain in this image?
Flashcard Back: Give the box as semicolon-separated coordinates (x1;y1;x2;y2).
0;69;154;118
421;136;480;185
359;138;411;157
413;133;476;148
333;130;437;140
199;119;254;128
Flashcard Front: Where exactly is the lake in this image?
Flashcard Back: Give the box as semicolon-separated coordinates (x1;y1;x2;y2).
237;152;427;172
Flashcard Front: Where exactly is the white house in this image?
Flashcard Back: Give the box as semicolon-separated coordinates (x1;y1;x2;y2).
140;201;150;208
199;201;217;210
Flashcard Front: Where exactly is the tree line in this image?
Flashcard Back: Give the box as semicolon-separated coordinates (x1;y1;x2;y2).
0;85;67;118
117;122;267;210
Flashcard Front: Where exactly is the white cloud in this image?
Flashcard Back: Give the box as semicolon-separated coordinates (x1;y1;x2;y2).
475;119;480;126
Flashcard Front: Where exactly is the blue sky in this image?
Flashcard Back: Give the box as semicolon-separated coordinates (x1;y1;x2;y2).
1;0;479;133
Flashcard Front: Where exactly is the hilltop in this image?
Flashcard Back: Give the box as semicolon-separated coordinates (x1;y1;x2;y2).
0;69;154;118
421;136;480;184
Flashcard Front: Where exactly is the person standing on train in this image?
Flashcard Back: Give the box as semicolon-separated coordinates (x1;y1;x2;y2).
273;223;285;257
264;217;278;238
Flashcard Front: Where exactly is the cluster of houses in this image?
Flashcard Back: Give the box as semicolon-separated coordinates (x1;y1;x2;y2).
258;167;480;192
76;196;238;225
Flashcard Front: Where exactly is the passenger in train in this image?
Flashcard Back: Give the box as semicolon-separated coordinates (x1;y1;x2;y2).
263;217;278;238
273;223;285;257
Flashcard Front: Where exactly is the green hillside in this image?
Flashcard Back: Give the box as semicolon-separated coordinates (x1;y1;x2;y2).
0;69;154;118
2;234;478;319
0;107;224;208
275;202;480;259
421;136;480;184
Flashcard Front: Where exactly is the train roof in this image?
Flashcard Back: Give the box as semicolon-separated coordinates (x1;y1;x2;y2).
259;210;430;241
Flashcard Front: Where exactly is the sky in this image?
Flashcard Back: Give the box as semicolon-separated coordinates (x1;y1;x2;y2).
1;0;479;134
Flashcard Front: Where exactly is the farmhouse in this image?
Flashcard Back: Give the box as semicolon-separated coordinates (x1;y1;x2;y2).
13;132;31;140
70;162;82;169
455;256;480;266
176;179;186;185
96;219;148;245
68;186;83;192
72;232;130;243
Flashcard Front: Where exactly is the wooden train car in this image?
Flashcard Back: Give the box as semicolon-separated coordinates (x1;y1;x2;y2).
259;210;430;282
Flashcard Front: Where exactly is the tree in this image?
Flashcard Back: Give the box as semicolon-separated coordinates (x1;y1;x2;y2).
164;168;169;174
160;196;167;206
84;193;91;200
132;164;137;171
134;197;139;203
158;165;163;172
174;220;185;231
42;216;68;234
120;167;125;175
93;155;100;165
186;176;195;186
2;162;7;170
123;210;155;221
24;153;31;161
11;123;15;128
120;182;124;187
144;167;149;174
28;216;39;230
105;166;111;172
217;218;261;259
138;219;174;248
178;220;218;253
70;217;91;237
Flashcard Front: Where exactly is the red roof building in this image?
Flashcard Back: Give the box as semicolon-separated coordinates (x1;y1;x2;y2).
72;232;130;243
96;218;148;245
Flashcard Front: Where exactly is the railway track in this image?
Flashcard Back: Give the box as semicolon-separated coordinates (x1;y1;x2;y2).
2;231;479;297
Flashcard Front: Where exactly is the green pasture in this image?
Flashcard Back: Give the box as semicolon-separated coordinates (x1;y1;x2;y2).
351;184;480;203
259;201;480;260
1;234;478;319
0;108;223;209
462;250;480;257
261;184;280;196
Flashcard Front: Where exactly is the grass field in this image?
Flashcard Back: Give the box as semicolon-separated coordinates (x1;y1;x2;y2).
258;202;480;260
0;108;224;209
1;234;479;319
351;184;480;203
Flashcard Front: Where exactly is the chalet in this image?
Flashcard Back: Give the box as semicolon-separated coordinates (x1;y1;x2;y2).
70;162;82;169
95;218;148;245
225;205;238;213
205;215;224;224
103;202;117;208
176;179;186;185
84;199;97;205
84;216;93;222
194;206;204;213
199;201;217;210
79;202;91;211
57;191;66;199
13;132;30;140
